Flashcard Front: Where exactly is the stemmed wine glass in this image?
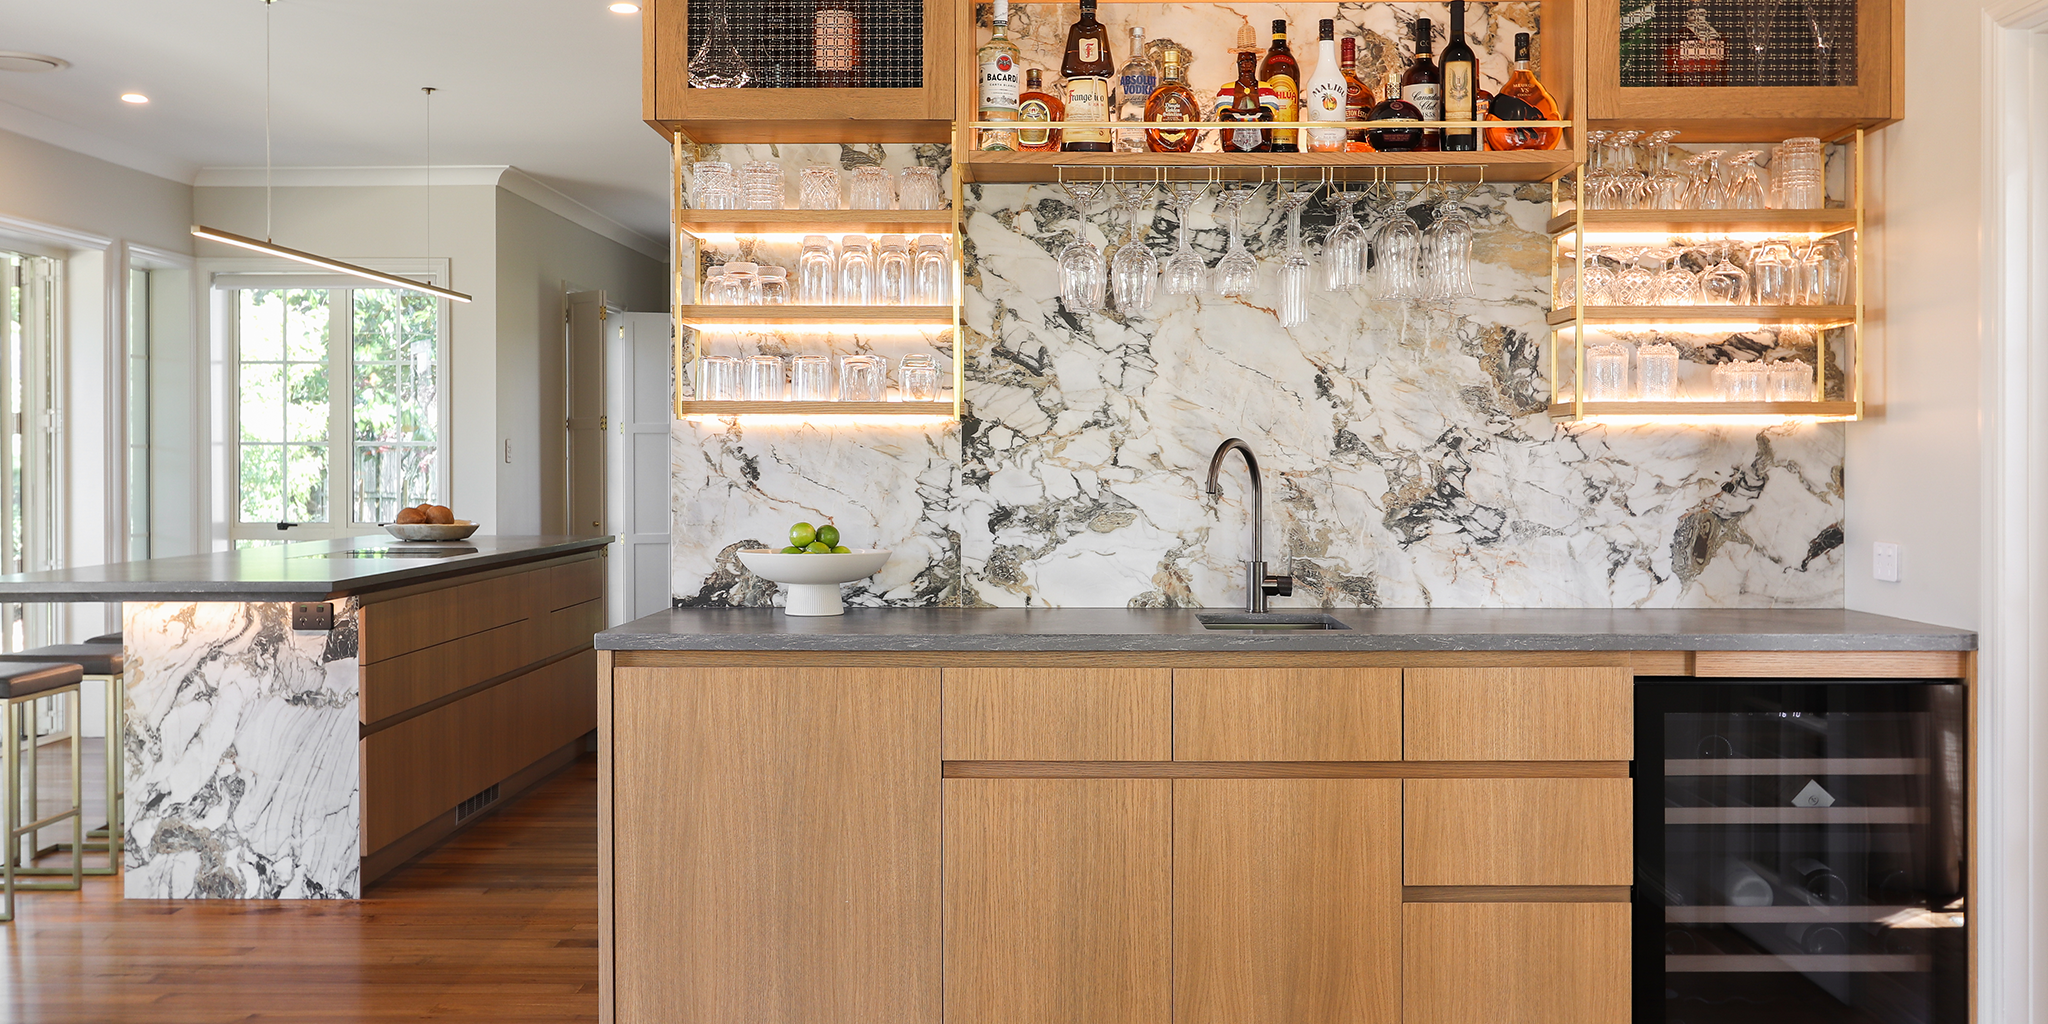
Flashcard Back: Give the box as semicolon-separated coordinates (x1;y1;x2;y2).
1058;181;1108;312
1322;188;1369;292
1162;181;1212;296
1653;246;1702;305
1108;183;1159;316
1700;243;1751;305
1803;0;1837;85
1423;188;1476;301
1373;190;1424;302
1272;184;1316;327
1211;185;1261;299
1737;0;1783;86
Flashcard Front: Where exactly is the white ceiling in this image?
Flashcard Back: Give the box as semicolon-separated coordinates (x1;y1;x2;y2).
0;0;672;240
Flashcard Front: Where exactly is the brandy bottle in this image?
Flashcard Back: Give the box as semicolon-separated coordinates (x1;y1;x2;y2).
1017;68;1064;152
1488;33;1562;151
1144;46;1202;153
1400;17;1441;151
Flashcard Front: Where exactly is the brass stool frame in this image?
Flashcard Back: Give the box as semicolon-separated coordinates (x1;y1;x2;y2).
3;681;84;922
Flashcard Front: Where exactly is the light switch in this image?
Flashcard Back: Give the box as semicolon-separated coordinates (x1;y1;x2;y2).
1873;542;1900;583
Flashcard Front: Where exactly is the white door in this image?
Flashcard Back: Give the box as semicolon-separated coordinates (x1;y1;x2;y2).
565;291;608;539
605;312;674;626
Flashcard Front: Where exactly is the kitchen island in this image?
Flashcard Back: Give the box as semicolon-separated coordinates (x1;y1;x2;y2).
592;607;1975;1024
0;534;608;899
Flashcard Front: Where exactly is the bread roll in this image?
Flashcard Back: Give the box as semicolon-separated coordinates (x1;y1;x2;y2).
394;506;427;525
425;505;455;525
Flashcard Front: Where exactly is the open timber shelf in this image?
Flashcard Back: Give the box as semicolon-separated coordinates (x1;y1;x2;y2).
1547;305;1858;327
1547;401;1862;422
677;400;958;418
675;210;958;236
675;305;955;327
1547;209;1862;237
958;149;1580;184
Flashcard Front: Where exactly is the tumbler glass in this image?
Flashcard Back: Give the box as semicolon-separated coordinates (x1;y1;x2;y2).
875;235;913;306
799;166;844;210
744;354;786;401
702;264;730;304
797;235;836;304
850;166;895;210
836;235;875;305
1768;359;1816;401
699;355;743;401
722;261;762;305
1637;342;1680;400
691;161;739;210
899;353;939;401
741;160;786;210
1750;242;1798;306
838;355;885;401
912;235;951;305
1585;344;1631;401
791;354;833;400
1805;238;1849;305
758;266;789;304
898;166;943;211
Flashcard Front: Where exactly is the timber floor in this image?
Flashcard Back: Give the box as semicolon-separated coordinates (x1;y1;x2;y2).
1;753;600;1023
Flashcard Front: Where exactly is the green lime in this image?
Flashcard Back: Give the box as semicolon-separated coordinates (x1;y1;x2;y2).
805;541;831;553
789;522;817;547
780;545;803;554
830;545;851;554
816;524;840;547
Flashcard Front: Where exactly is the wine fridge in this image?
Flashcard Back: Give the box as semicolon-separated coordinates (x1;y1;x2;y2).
1635;679;1966;1023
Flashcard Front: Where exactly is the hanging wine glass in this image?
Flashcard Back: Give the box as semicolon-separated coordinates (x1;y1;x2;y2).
1108;183;1159;317
1210;185;1261;299
1272;184;1316;327
1374;192;1424;302
1322;189;1368;293
1058;181;1108;312
1424;190;1475;301
1162;180;1211;297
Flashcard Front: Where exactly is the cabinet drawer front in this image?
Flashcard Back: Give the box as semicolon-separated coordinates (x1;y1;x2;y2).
1404;778;1633;886
1405;667;1632;761
1404;902;1630;1024
1173;669;1401;761
944;668;1170;761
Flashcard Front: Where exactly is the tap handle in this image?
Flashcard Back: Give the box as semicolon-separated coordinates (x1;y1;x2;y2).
1263;571;1294;598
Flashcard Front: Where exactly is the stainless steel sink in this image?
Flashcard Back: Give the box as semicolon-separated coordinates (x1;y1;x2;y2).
1197;613;1351;631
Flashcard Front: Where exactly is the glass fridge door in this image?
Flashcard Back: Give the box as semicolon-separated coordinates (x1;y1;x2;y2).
1636;681;1966;1024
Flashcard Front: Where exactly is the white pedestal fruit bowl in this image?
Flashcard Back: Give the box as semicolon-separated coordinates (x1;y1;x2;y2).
736;549;892;616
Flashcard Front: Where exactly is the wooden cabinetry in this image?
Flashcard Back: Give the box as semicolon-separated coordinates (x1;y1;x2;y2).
943;668;1170;761
1405;902;1631;1024
1173;668;1401;761
1405;778;1633;886
1406;666;1633;760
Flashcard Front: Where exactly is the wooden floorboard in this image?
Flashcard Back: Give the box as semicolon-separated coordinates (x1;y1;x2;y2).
2;752;600;1023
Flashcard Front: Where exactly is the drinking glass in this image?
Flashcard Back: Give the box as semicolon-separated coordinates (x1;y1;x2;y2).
899;353;940;401
874;235;913;306
1602;130;1648;210
1162;182;1211;296
850;165;895;210
1727;151;1769;210
702;263;730;304
1554;248;1578;307
741;160;786;210
797;235;837;304
723;261;762;305
1580;130;1614;210
838;355;885;402
1714;360;1767;401
897;167;943;211
700;355;743;400
744;354;786;401
1425;197;1475;301
1687;151;1728;210
1579;249;1618;306
1585;344;1631;401
791;354;833;400
1613;246;1656;305
1805;238;1849;304
1700;247;1750;304
1058;182;1109;311
1637;342;1681;400
691;161;739;210
1322;190;1368;293
799;166;844;210
758;266;789;304
1644;130;1691;210
1373;204;1424;301
1210;186;1261;299
836;235;875;305
1109;184;1160;317
1273;186;1315;327
1750;241;1798;305
1737;0;1783;86
1654;248;1702;305
1768;358;1815;401
912;235;951;305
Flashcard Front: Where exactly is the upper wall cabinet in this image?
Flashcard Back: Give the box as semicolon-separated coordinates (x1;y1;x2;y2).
645;0;957;143
1585;0;1900;139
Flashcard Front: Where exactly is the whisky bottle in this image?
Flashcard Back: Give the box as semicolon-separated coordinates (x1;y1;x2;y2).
812;0;861;88
1219;49;1273;153
1017;68;1064;152
1259;20;1301;152
1302;19;1348;153
1365;69;1424;152
1060;0;1114;152
1341;37;1374;144
1113;26;1158;153
1487;33;1561;151
1400;17;1441;151
976;0;1022;151
1440;1;1478;151
1144;45;1201;153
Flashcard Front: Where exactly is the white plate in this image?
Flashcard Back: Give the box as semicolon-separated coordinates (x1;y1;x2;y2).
736;548;891;615
383;521;481;542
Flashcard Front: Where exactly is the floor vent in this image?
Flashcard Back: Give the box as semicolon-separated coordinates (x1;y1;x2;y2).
457;783;501;821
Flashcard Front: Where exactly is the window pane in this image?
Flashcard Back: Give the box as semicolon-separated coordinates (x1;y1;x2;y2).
355;444;437;523
239;445;283;522
239;364;285;443
287;444;328;523
238;290;284;362
351;290;439;522
282;289;329;362
352;290;399;362
286;364;330;443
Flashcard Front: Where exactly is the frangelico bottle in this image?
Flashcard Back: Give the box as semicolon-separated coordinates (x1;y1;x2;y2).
1400;17;1442;151
1060;0;1114;152
1440;0;1479;151
1259;19;1301;152
1219;49;1273;153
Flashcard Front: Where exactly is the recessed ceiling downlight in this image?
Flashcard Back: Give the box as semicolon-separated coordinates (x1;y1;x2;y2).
608;2;641;12
121;93;149;104
0;52;71;73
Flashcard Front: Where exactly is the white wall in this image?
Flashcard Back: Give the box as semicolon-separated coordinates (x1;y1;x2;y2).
0;128;192;255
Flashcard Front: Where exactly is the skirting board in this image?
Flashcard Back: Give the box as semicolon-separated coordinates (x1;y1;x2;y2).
360;730;597;887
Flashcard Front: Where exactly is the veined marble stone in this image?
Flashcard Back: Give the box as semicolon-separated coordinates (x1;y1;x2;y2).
671;146;1845;610
123;601;361;899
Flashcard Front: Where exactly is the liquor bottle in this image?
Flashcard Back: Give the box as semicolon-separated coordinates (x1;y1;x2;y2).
1341;37;1374;144
1619;0;1657;85
1440;1;1479;151
1219;49;1273;154
1060;0;1114;152
1259;20;1301;152
812;0;862;88
1113;27;1159;153
1365;69;1424;152
1486;33;1561;151
976;0;1022;151
1302;20;1348;153
1144;45;1202;153
1400;17;1442;151
1664;7;1729;87
1017;68;1064;152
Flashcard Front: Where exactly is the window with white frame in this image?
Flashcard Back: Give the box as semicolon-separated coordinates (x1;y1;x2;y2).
229;284;446;537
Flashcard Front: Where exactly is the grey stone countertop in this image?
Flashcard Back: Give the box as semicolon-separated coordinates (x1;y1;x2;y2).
597;606;1977;653
0;535;610;603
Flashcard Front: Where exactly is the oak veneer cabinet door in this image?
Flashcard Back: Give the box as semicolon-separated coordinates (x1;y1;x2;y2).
1404;902;1630;1024
1175;779;1401;1024
1405;667;1633;761
610;667;940;1024
1173;669;1402;761
943;668;1170;760
944;779;1171;1024
1403;778;1634;886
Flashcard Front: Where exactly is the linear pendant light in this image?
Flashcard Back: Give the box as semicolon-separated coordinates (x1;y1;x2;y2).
191;0;471;303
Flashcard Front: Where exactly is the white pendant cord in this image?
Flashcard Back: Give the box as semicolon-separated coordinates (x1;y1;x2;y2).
264;0;275;241
423;87;435;261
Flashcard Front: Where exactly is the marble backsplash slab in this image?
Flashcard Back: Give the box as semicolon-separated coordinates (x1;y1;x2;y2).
673;144;1844;609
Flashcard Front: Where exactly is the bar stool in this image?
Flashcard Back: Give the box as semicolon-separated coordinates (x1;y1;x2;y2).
0;659;84;923
2;644;123;875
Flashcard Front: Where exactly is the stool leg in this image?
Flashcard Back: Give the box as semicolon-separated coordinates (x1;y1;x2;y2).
66;689;81;890
8;688;86;887
19;694;35;867
2;702;15;922
64;675;120;874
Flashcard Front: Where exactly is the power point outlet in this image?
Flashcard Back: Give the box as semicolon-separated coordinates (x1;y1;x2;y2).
291;602;335;631
503;438;512;464
1873;542;1901;583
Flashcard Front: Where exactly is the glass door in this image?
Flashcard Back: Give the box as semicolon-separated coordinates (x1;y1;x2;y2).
1635;681;1967;1024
